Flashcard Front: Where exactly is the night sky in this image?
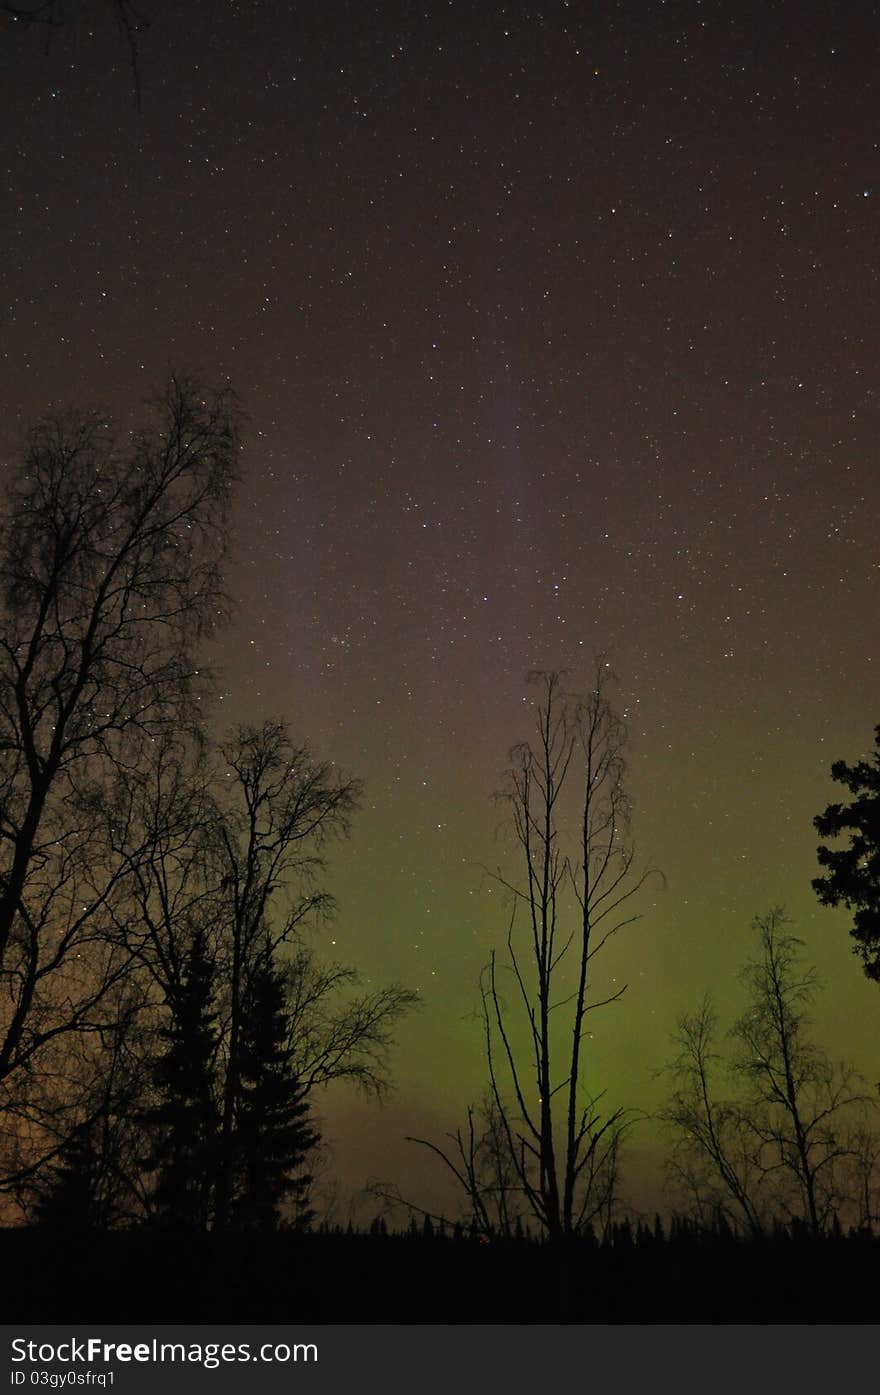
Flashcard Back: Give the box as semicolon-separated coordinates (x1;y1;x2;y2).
2;0;878;1219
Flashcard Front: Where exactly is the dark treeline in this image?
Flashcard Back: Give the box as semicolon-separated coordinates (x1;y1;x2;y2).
2;1218;878;1322
1;375;878;1321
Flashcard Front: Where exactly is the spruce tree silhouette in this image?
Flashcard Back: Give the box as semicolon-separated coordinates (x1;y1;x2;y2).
813;725;880;981
143;930;218;1229
229;954;318;1232
33;1122;103;1231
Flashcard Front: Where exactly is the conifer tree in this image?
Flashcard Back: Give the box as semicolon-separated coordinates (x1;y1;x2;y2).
229;955;318;1232
143;930;218;1229
813;725;880;981
32;1123;103;1231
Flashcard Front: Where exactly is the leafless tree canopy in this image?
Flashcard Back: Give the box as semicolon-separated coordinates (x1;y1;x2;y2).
661;908;878;1235
283;945;419;1100
730;908;869;1234
661;994;766;1236
2;1;148;106
0;374;239;1183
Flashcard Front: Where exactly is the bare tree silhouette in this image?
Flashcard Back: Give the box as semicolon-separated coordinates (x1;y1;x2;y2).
2;1;148;107
660;994;766;1237
410;666;654;1247
731;908;867;1236
0;373;239;1191
662;909;874;1236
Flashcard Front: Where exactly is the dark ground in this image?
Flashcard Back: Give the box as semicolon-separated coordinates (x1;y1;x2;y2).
2;1228;877;1323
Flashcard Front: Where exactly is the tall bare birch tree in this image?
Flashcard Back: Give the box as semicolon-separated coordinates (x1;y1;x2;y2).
479;666;653;1241
0;374;239;1186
